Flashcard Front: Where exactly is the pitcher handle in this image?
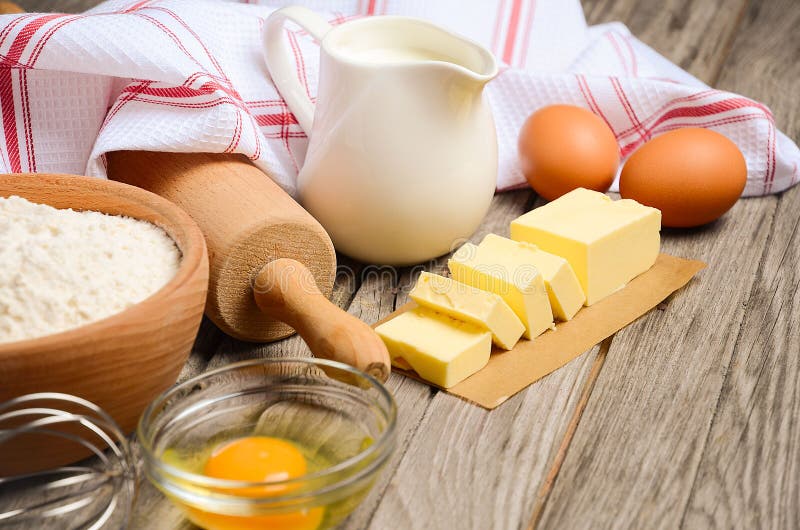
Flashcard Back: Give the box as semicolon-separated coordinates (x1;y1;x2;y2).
263;6;332;133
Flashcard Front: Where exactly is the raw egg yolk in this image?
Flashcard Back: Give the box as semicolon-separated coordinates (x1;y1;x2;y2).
204;436;307;486
189;436;324;530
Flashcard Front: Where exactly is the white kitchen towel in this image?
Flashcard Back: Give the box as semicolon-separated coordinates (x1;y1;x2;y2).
0;0;796;197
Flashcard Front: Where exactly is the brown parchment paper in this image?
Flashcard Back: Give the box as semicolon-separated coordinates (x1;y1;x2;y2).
375;253;706;409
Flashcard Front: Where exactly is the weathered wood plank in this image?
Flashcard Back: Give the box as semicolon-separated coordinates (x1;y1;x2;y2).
538;0;799;527
527;337;612;529
582;0;749;84
357;191;606;530
683;178;800;530
334;251;437;530
16;0;101;11
367;345;600;530
537;197;777;529
681;0;800;527
349;190;593;530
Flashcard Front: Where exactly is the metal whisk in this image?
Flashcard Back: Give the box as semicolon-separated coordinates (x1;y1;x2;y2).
0;393;137;529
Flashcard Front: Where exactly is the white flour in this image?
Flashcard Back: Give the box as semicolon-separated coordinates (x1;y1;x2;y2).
0;196;181;344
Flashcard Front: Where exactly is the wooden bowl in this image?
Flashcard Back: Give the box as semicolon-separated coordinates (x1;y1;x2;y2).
0;173;209;476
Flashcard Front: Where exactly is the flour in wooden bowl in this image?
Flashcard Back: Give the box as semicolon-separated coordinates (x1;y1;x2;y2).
0;195;181;344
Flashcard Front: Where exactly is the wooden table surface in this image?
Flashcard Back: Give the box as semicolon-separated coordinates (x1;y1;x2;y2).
14;0;800;528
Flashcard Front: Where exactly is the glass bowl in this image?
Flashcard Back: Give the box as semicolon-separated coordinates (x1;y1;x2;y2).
137;358;397;530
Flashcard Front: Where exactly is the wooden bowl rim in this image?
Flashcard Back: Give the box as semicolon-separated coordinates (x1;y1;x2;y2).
0;172;208;355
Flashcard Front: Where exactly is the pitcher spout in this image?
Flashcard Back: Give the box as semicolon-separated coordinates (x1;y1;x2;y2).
443;49;498;86
432;27;499;85
323;16;499;85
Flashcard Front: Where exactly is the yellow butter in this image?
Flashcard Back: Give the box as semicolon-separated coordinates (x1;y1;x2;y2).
375;307;491;388
510;188;661;305
409;272;524;350
448;242;554;339
479;234;585;321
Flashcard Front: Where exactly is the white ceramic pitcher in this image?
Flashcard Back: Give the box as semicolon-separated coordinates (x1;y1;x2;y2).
264;6;499;265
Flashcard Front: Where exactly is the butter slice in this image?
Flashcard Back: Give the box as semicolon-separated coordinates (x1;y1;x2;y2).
448;242;554;339
375;307;491;388
510;188;661;306
409;272;524;350
479;234;585;321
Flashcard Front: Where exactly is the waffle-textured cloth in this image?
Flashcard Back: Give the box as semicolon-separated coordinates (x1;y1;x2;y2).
0;0;796;196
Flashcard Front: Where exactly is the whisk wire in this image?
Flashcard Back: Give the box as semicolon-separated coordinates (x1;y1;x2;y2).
0;393;137;529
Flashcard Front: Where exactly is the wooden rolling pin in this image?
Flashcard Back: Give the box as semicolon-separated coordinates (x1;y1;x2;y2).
107;151;390;382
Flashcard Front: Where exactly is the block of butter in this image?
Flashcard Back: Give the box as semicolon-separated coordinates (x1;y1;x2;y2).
479;234;585;321
510;188;661;306
409;272;525;350
375;307;491;388
448;241;554;339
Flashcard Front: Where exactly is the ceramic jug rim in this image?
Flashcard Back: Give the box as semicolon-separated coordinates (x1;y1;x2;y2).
321;16;498;82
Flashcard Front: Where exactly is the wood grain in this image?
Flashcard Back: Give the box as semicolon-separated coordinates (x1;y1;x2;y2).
537;1;800;528
582;0;749;84
527;337;613;530
367;346;599;530
684;184;800;530
537;198;778;528
309;192;549;530
682;0;800;527
16;0;101;11
346;191;604;530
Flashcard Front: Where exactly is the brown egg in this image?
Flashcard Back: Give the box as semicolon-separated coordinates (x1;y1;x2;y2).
518;105;620;201
619;128;747;227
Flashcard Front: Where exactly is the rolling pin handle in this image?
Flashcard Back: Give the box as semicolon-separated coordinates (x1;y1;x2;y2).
253;259;391;382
